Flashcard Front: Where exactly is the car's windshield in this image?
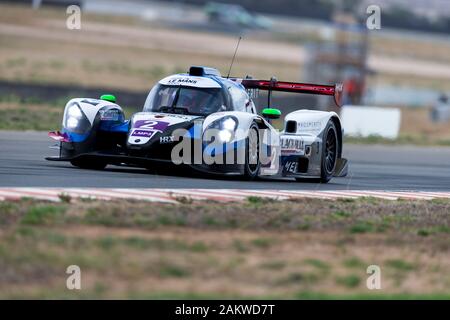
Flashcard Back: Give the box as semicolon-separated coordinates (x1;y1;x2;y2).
143;84;227;116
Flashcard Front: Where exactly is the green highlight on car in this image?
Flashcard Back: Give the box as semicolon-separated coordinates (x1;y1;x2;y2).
262;108;281;119
100;94;116;103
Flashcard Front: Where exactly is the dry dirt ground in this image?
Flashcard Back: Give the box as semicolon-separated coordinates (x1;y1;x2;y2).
0;197;449;299
1;3;450;91
0;4;301;91
400;107;450;143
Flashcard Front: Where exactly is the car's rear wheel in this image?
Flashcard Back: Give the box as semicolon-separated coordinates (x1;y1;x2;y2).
244;123;260;180
70;158;107;170
320;121;338;183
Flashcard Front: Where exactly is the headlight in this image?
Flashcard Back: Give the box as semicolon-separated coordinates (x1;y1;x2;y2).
67;105;82;118
222;117;236;131
205;116;239;143
66;117;79;129
218;129;233;143
64;102;91;134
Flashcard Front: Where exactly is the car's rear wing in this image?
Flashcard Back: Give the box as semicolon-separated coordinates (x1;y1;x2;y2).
232;78;343;107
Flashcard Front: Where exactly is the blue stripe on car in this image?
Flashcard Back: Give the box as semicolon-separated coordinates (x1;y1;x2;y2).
99;120;130;132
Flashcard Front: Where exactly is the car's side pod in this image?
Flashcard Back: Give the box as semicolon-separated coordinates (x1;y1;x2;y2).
283;110;348;178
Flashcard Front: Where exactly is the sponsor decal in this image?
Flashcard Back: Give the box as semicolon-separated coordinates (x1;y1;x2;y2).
280;137;304;154
159;75;221;88
297;121;321;129
99;109;120;121
167;77;198;85
284;161;298;173
160;136;175;144
131;129;157;138
157;114;198;120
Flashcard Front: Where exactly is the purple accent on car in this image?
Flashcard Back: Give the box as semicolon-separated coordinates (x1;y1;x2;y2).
133;120;170;132
48;131;71;142
131;130;157;138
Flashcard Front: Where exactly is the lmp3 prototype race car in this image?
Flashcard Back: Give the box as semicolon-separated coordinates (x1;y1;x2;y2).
46;66;348;183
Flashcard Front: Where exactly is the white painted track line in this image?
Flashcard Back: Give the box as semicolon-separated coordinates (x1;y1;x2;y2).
0;188;449;202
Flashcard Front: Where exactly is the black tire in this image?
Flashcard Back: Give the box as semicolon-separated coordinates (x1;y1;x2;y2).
70;158;107;170
243;123;260;180
320;120;338;183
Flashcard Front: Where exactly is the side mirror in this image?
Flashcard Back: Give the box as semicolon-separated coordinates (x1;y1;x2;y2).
262;108;281;120
100;94;116;103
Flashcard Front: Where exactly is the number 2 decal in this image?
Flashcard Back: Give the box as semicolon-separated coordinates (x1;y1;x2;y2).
133;120;170;132
138;120;158;129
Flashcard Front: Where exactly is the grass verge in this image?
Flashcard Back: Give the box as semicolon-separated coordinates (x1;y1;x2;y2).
0;197;449;299
0;96;138;131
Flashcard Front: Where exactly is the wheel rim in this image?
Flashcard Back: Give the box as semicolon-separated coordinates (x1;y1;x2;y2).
248;128;259;173
324;128;337;174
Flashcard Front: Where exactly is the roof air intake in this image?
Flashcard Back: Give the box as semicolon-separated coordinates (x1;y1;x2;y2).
189;66;221;77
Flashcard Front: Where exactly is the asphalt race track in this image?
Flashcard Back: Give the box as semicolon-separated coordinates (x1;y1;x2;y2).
1;131;449;191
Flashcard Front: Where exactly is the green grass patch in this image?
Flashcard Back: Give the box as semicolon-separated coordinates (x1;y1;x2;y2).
21;204;66;225
45;232;67;245
349;221;375;234
385;259;416;272
332;210;352;219
418;226;450;236
260;260;286;270
0;202;19;225
304;259;330;272
159;263;190;278
250;237;275;249
96;236;118;250
201;215;222;227
342;257;366;269
418;229;431;237
232;239;248;253
0;108;61;131
335;275;361;288
280;272;320;285
246;196;269;205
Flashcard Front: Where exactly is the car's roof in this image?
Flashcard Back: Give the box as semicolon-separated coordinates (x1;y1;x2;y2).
158;74;222;89
158;73;245;91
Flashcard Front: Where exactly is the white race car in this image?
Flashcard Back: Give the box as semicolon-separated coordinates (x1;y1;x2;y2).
47;66;348;183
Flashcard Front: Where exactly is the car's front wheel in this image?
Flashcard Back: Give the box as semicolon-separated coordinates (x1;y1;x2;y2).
243;123;260;180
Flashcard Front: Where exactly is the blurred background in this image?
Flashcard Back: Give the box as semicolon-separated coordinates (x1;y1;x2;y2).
1;0;450;144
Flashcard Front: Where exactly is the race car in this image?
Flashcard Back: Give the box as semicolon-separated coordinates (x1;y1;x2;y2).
46;66;348;183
